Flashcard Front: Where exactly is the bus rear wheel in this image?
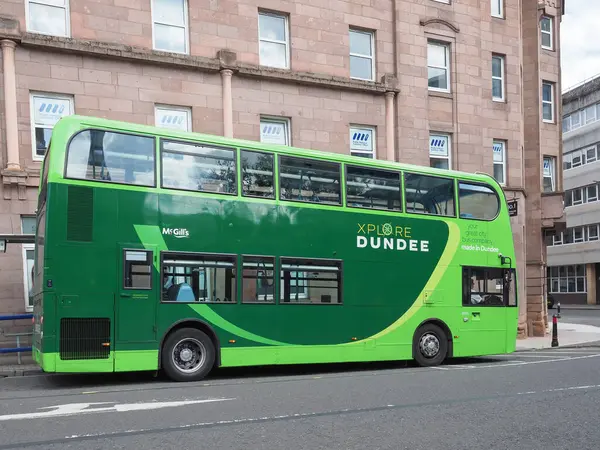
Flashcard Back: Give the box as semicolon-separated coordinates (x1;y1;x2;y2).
413;323;448;367
162;328;215;382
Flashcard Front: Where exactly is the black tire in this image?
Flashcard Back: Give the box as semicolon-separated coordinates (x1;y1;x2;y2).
413;323;448;367
161;328;216;382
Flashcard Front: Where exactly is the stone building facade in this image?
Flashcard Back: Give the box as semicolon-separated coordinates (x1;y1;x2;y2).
0;0;564;341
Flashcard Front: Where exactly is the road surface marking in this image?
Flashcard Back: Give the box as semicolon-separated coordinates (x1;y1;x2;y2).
0;398;235;422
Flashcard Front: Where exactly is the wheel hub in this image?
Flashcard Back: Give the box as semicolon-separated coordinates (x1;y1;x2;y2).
171;338;206;374
419;333;440;358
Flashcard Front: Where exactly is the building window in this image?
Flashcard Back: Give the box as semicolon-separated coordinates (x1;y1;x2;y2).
260;117;290;146
349;29;375;81
280;258;342;304
584;105;596;124
493;140;506;185
21;216;36;311
155;105;191;132
548;265;586;294
30;92;74;161
152;0;188;54
589;225;599;241
429;133;451;169
26;0;70;37
427;41;450;92
543;156;555;192
540;16;553;50
492;55;505;101
258;12;289;69
491;0;503;17
349;126;376;158
542;82;554;122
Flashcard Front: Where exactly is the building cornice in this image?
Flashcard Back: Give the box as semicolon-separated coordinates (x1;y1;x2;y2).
0;27;400;95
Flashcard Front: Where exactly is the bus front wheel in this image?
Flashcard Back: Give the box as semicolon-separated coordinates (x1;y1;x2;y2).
162;328;215;382
413;323;448;367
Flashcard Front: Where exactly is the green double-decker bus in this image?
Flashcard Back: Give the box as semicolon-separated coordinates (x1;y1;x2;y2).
31;115;518;382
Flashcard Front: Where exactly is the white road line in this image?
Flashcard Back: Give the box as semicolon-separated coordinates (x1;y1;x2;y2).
56;383;600;443
0;398;235;422
431;353;600;370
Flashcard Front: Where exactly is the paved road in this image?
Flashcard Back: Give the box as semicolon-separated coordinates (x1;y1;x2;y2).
1;348;600;449
557;305;600;327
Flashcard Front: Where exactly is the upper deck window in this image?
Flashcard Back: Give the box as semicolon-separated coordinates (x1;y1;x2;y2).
404;172;455;217
346;165;401;211
66;130;155;187
279;156;341;206
161;139;237;195
458;182;500;220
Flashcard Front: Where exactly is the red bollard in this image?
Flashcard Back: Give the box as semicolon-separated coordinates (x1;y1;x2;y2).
551;314;559;347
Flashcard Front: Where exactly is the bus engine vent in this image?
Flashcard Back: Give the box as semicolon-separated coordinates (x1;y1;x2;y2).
59;318;110;360
67;185;94;242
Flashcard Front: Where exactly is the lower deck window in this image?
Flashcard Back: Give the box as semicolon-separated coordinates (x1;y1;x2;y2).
280;258;342;304
462;266;516;306
162;253;235;303
242;256;275;303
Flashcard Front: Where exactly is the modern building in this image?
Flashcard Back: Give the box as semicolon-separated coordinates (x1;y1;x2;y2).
0;0;564;342
547;74;600;305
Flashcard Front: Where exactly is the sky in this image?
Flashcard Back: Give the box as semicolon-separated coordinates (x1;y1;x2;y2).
560;0;600;92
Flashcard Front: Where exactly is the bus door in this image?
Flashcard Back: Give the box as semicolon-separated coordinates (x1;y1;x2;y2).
115;245;158;367
459;266;507;356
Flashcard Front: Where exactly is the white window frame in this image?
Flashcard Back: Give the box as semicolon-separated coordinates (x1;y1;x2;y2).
22;244;35;312
349;125;376;158
433;0;450;3
151;0;189;54
260;116;291;146
585;105;597;124
349;28;375;81
543;156;555;192
553;232;563;246
258;11;290;69
540;15;553;50
154;105;192;132
573;227;585;243
491;0;503;18
587;185;599;203
492;54;505;102
587;145;599;163
542;82;555;123
588;225;599;242
30;92;74;162
563;114;571;133
492;140;507;185
26;0;71;37
429;133;451;169
570;111;581;129
427;41;451;93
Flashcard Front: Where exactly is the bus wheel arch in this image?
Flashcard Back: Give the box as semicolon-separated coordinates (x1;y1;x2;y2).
412;319;453;367
159;319;221;374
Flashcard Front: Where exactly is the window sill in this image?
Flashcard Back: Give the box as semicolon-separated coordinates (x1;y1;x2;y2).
428;91;452;99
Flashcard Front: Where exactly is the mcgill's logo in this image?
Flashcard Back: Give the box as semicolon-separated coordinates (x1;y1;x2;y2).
162;227;189;238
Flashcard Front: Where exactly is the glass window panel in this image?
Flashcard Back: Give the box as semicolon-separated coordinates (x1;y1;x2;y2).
493;164;505;184
492;79;503;99
492;56;502;77
577;277;585;292
404;172;455;216
458;182;499;220
428;67;448;90
349;30;372;56
350;55;373;80
153;0;186;25
428;43;447;67
430;158;449;170
161;140;237;194
542;84;552;102
259;13;286;41
279;156;341;205
29;3;67;36
124;250;152;289
242;256;275;303
280;258;342;304
66;130;155;186
162;253;236;302
259;41;287;68
241;150;274;199
346;165;401;211
154;24;186;53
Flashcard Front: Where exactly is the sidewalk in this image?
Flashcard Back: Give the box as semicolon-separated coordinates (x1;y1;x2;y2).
516;320;600;351
0;363;40;377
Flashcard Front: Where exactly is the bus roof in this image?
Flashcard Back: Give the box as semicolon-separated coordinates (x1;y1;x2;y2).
52;114;502;187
